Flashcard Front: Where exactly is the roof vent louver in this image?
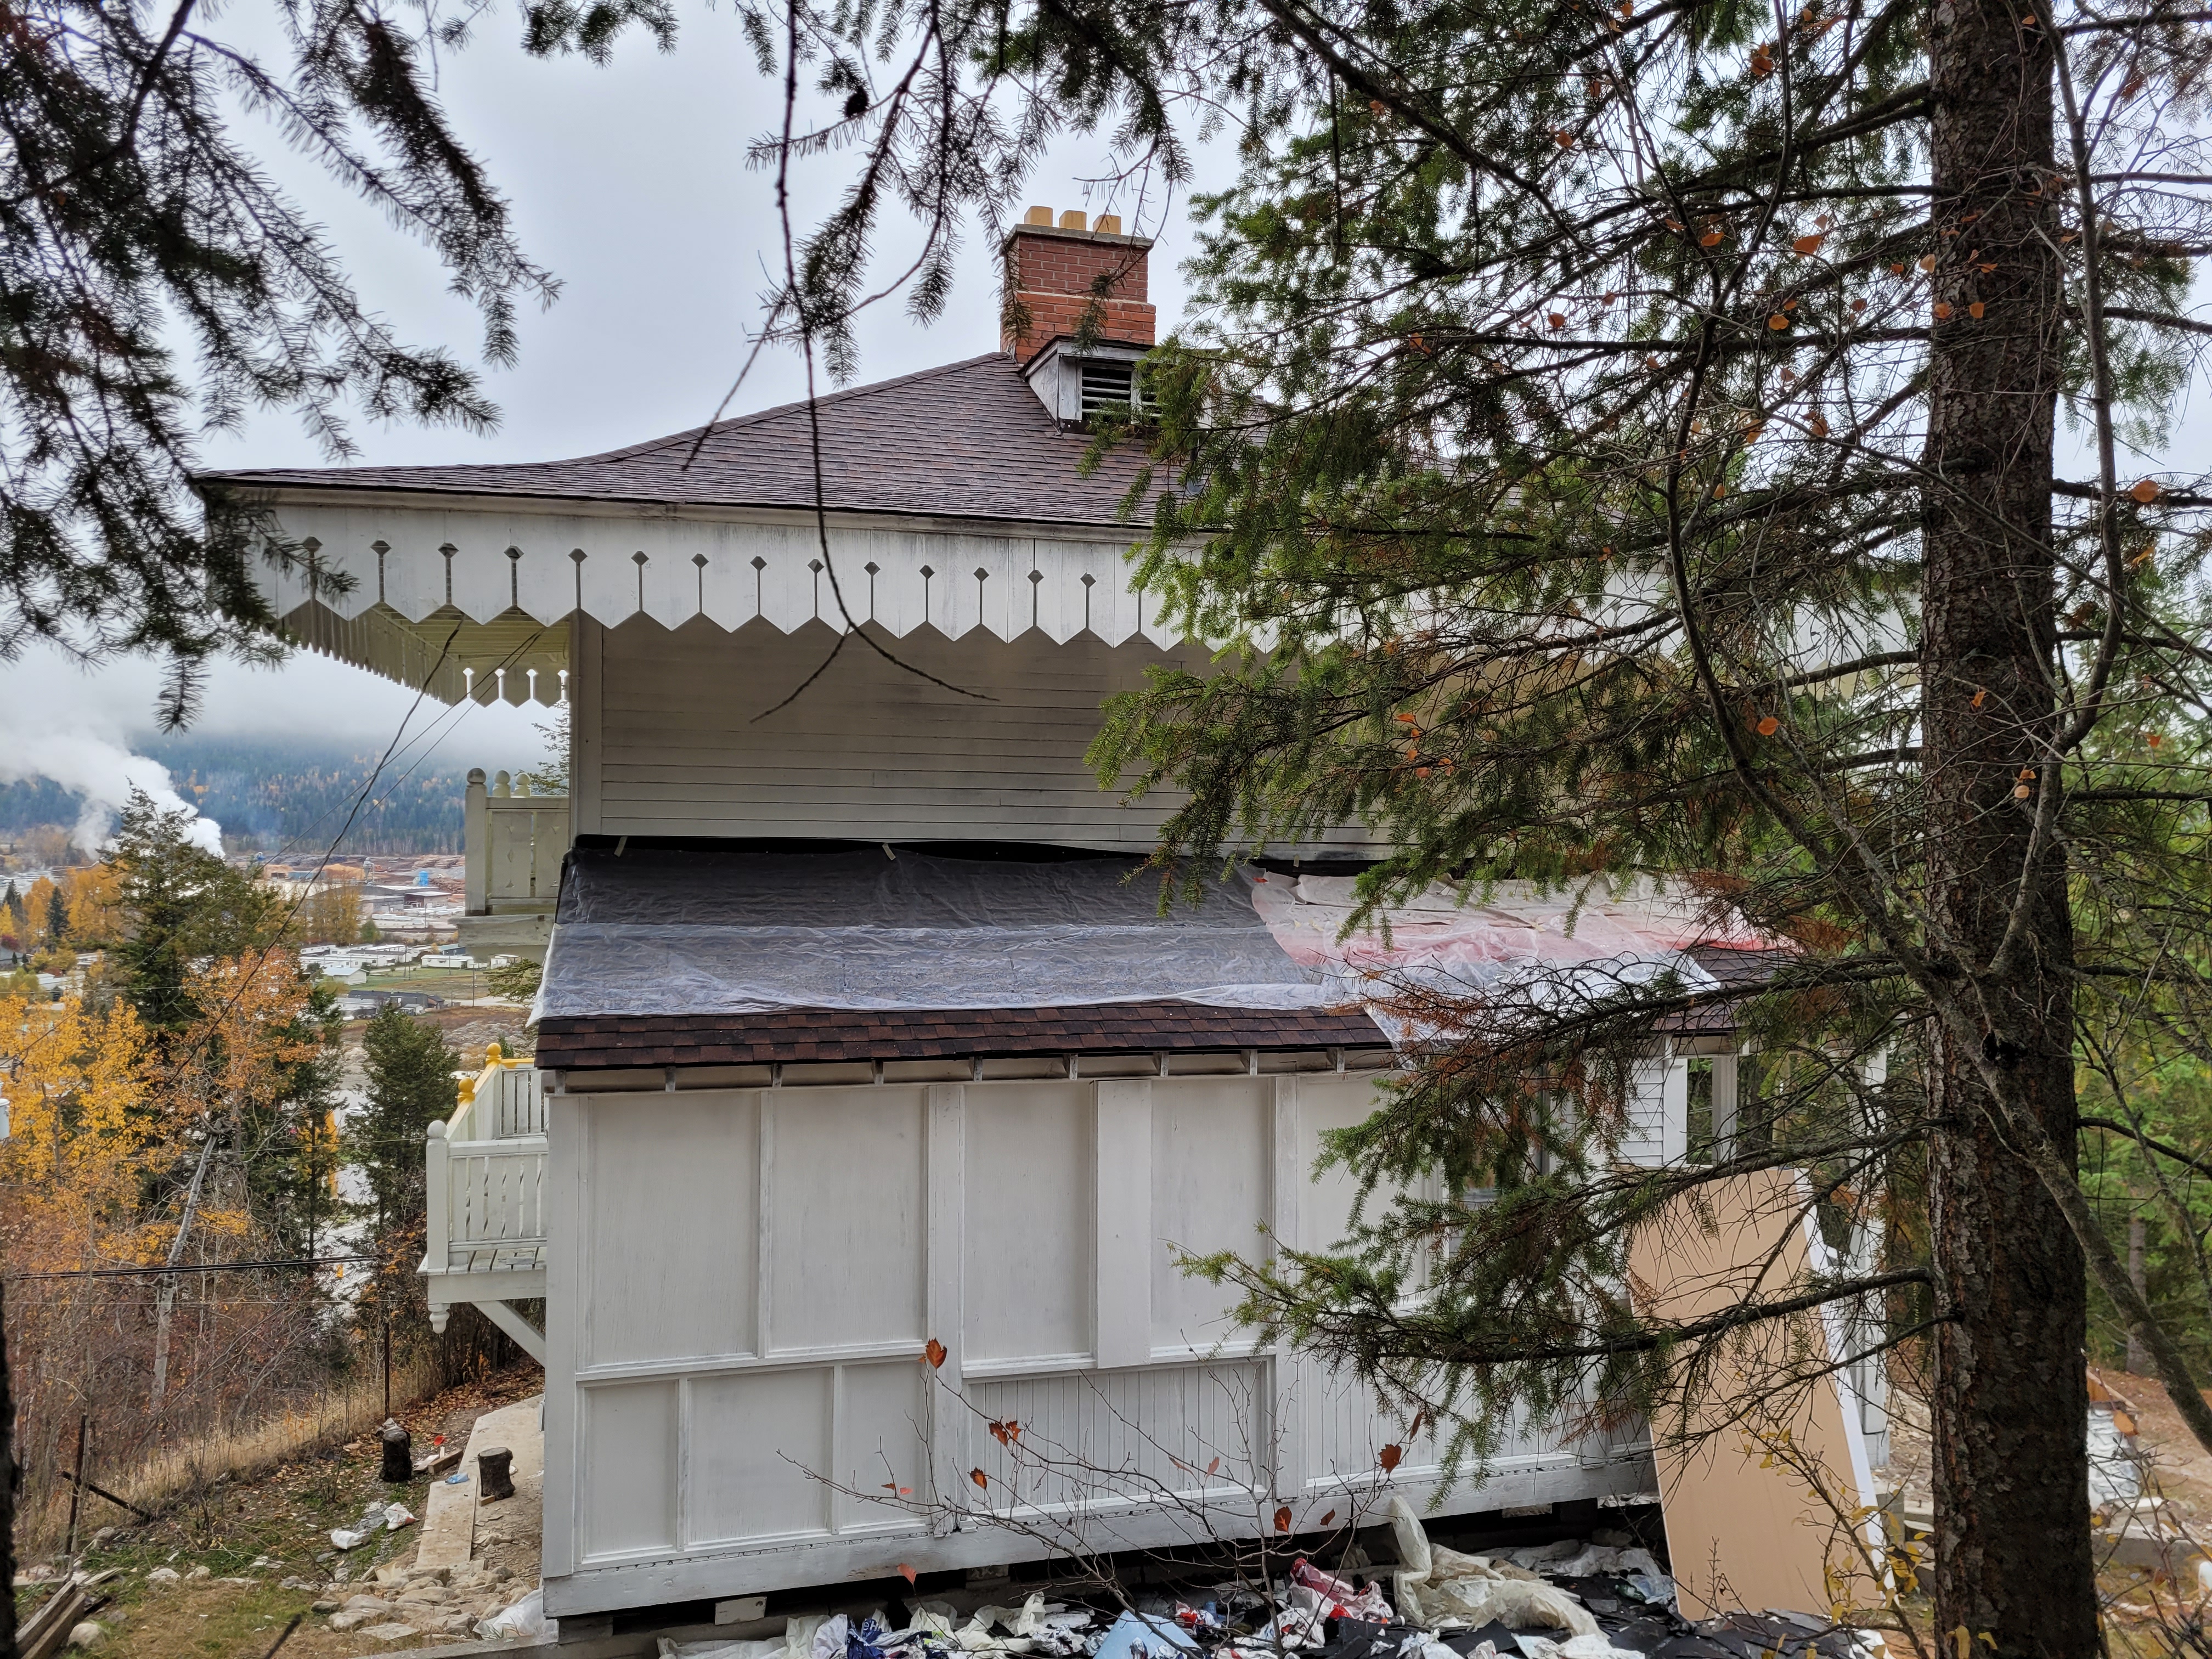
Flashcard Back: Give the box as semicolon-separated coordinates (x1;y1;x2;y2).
1079;360;1136;421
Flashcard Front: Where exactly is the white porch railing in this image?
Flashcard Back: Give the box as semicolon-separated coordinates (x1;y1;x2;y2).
464;770;569;914
422;1044;549;1358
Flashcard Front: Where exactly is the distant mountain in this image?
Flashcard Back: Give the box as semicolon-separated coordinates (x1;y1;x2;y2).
0;735;480;855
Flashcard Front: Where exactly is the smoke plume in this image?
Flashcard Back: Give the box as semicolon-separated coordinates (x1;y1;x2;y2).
0;731;224;855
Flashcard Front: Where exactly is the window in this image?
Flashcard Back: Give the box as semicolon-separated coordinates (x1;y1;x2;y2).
1079;360;1136;420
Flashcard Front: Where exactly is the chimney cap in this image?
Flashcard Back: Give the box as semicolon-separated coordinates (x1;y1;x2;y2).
1024;205;1052;225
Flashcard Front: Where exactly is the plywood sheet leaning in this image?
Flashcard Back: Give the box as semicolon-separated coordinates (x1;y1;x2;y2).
1626;1167;1883;1620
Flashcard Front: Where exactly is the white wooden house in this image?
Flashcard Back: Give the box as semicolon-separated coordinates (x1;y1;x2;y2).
204;208;1713;1629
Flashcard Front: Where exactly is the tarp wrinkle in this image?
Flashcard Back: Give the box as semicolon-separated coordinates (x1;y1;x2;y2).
536;850;1767;1027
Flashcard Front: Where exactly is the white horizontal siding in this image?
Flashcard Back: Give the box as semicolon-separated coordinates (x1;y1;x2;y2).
582;617;1216;848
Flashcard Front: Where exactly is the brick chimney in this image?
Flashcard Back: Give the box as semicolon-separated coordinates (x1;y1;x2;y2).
1001;206;1155;366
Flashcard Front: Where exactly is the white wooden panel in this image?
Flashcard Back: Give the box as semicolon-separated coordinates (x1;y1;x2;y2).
768;1088;927;1352
834;1362;932;1535
687;1368;830;1545
1094;1081;1153;1370
966;1361;1268;1513
1620;1055;1673;1167
582;1380;679;1560
1302;1359;1452;1491
964;1085;1092;1365
1150;1081;1269;1353
595;617;1198;848
1294;1075;1391;1252
685;1371;832;1557
585;1094;758;1365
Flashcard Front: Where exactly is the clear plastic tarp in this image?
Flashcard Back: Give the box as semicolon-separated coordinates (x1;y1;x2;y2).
1251;874;1763;1039
535;848;1332;1019
534;848;1767;1023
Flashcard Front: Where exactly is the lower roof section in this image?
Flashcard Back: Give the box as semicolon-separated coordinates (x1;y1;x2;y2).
537;1001;1390;1071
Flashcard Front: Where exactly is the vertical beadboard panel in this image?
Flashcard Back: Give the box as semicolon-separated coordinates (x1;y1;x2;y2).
966;1361;1268;1512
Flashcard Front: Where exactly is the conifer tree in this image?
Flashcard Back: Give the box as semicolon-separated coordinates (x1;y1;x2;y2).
0;0;601;720
575;0;2212;1640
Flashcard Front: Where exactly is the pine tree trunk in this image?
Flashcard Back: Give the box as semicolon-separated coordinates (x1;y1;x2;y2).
1922;0;2092;1649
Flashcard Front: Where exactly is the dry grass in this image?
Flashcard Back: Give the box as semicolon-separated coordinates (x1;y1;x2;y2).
15;1362;545;1659
18;1357;446;1555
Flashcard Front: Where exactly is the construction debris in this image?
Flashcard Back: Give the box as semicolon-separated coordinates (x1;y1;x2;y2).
651;1513;1884;1659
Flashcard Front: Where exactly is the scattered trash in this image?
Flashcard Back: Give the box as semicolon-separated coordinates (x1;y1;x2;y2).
640;1519;1876;1659
1390;1498;1598;1637
477;1586;554;1644
382;1502;417;1531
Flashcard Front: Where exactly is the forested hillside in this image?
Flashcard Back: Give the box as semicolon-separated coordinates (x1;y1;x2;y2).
0;737;470;855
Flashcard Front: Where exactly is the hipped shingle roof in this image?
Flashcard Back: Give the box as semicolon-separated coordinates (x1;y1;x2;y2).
200;354;1160;527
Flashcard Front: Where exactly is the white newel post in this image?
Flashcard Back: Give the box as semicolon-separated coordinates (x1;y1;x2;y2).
464;769;489;914
424;1119;452;1331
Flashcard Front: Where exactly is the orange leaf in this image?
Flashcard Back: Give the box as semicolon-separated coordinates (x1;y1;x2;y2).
1548;313;1567;329
1409;1408;1427;1437
2013;783;2032;799
1933;301;1953;320
1968;302;1985;320
1889;262;1906;275
1757;715;1780;736
2132;478;2161;504
1322;1510;1338;1526
1713;483;1728;499
900;1564;918;1585
1768;314;1790;331
1809;413;1830;437
1555;129;1575;148
1700;230;1724;247
1207;1456;1221;1476
1850;298;1867;313
1379;1443;1404;1471
1792;233;1826;256
990;1421;1009;1445
1751;49;1774;75
1274;1506;1295;1533
1006;1420;1020;1442
1971;686;1988;709
925;1338;947;1369
1918;254;1938;273
970;1469;989;1490
2148;732;2164;748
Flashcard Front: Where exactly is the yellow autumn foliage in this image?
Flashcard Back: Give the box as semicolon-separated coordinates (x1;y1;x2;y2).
0;992;166;1268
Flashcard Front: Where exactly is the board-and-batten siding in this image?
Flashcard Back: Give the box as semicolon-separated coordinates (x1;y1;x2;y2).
577;615;1383;850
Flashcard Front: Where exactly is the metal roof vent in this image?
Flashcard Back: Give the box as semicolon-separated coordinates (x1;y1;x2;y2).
1079;359;1135;421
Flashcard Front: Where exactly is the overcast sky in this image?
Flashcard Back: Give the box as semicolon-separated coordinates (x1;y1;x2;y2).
4;22;2200;760
1;13;1222;758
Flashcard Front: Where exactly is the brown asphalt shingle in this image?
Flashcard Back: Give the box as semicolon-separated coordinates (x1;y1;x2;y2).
537;1003;1390;1070
198;354;1164;528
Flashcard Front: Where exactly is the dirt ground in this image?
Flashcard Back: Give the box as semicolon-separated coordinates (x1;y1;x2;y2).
13;1363;544;1659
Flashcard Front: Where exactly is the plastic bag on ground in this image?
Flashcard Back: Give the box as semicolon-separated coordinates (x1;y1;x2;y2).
660;1640;787;1659
380;1502;416;1531
1389;1498;1597;1638
476;1587;554;1644
1091;1610;1202;1659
